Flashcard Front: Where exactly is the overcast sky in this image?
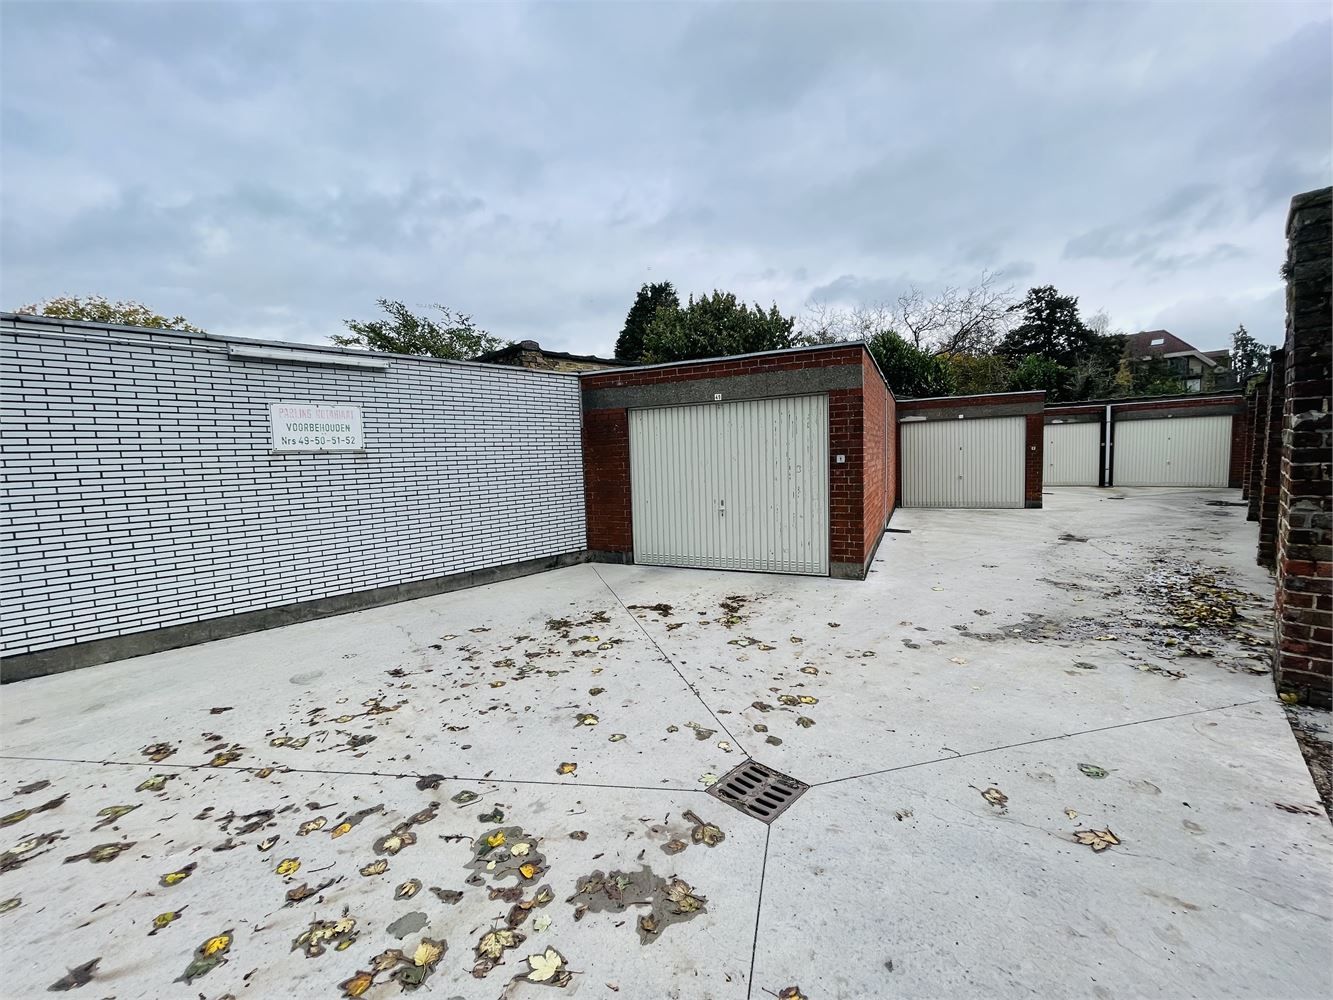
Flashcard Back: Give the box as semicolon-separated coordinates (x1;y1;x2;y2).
3;2;1329;355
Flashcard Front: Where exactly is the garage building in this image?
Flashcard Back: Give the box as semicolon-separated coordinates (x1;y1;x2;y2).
897;391;1045;509
581;344;895;579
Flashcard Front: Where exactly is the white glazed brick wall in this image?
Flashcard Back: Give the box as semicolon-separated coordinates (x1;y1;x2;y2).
0;319;587;656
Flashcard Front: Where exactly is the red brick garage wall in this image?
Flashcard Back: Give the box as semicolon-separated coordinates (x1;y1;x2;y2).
582;408;631;553
860;353;895;558
580;345;884;576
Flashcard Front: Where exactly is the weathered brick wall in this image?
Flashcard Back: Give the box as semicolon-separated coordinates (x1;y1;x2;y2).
1247;374;1269;521
1;315;587;661
1024;414;1045;506
1241;393;1257;501
1273;187;1332;706
829;387;865;566
860;354;894;559
581;408;631;553
1257;349;1288;568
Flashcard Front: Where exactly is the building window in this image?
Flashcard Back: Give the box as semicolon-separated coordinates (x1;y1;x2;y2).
1150;337;1165;346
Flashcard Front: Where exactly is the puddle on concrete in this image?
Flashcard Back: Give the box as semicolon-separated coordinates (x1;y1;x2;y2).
566;865;708;944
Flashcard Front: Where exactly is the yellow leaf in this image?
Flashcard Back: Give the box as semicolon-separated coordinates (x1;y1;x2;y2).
276;857;301;876
557;762;577;775
526;946;565;983
486;830;507;849
519;862;538;879
359;859;389;876
330;822;352;838
395;879;422;900
412;937;445;967
202;931;232;957
340;970;375;997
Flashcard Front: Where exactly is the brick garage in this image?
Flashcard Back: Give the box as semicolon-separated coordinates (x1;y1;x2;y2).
897;391;1045;508
580;344;896;580
1045;393;1246;490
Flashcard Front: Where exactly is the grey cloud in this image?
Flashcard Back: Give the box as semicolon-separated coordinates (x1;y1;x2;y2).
1;3;1326;355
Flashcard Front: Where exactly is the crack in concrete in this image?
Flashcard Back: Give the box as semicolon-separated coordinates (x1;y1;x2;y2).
0;754;713;795
591;564;747;756
809;698;1270;788
745;824;771;1000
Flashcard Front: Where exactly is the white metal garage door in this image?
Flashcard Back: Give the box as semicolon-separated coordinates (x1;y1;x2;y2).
901;416;1025;508
1113;415;1232;487
1046;422;1101;486
629;395;829;575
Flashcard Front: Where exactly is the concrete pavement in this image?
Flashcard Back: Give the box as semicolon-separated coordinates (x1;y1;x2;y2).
1;488;1329;998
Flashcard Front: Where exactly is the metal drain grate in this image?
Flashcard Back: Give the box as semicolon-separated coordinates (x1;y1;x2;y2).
707;760;808;824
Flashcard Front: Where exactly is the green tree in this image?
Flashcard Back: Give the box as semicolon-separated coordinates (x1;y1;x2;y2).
331;299;506;360
997;285;1098;369
1008;354;1071;396
866;330;956;397
941;352;1012;395
639;291;797;363
615;281;679;361
17;294;204;332
1228;323;1269;388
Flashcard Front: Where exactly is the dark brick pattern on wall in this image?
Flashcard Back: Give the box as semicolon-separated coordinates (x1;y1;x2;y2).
1247;375;1269;522
860;353;895;559
1241;394;1257;501
1024;414;1045;506
1257;349;1288;569
1273;187;1332;707
581;408;632;553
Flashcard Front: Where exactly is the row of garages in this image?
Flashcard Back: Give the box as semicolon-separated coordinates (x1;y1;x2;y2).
580;343;1245;578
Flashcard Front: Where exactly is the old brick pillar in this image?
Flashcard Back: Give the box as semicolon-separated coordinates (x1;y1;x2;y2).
1273;187;1332;707
1241;394;1256;501
1246;373;1269;521
1256;349;1286;568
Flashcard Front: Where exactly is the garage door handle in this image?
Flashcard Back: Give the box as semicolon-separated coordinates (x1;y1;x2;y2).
719;499;726;517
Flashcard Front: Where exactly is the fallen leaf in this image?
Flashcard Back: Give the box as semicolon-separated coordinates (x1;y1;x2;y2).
568;830;588;841
795;717;815;728
1064;808;1079;820
149;908;187;935
360;859;389;877
64;842;135;864
373;829;417;855
608;733;626;742
396;878;422;900
526;946;567;983
297;817;327;836
1078;763;1109;779
519;862;539;879
557;762;578;775
48;958;100;992
973;786;1009;813
340;970;375;997
684;809;725;847
476;928;522;960
160;862;197;887
413;936;446;967
258;836;279;852
698;773;718;787
777;987;808;1000
661;839;687;855
533;914;551;932
276;857;301;876
450;789;478;804
575;713;599;726
1073;828;1120;852
0;897;19;914
136;775;173;793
